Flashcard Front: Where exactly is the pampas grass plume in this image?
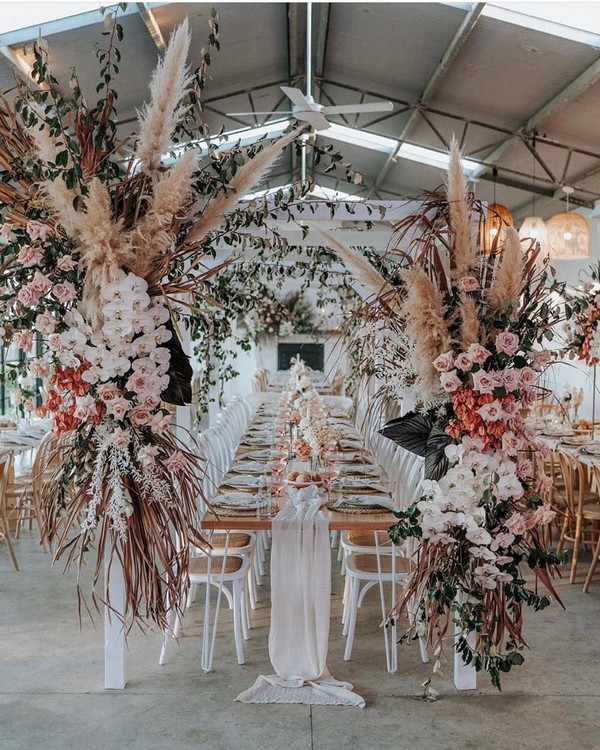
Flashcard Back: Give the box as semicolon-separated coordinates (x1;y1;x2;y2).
402;265;452;394
488;227;524;318
446;136;475;279
184;129;300;248
136;19;192;173
317;229;398;306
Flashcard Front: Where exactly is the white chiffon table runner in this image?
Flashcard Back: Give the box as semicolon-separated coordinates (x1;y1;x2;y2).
235;487;365;707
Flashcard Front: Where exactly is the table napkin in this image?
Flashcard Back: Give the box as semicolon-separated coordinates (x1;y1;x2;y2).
235;485;364;707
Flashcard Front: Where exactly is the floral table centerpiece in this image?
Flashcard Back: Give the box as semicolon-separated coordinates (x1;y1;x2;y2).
0;9;302;631
326;140;568;692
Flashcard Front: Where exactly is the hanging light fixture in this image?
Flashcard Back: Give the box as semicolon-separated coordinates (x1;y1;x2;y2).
480;168;514;254
518;132;550;261
547;186;590;259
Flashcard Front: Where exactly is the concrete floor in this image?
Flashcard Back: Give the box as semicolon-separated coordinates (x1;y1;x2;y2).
2;532;600;750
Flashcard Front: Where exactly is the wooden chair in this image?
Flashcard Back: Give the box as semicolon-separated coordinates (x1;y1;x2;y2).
581;462;600;592
8;432;56;548
0;450;19;570
556;451;599;583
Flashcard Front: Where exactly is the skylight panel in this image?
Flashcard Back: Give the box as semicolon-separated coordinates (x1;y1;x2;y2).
481;3;600;47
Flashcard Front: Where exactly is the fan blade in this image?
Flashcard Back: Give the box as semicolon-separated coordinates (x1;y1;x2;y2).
292;111;330;131
226;111;293;116
322;101;394;115
280;86;312;108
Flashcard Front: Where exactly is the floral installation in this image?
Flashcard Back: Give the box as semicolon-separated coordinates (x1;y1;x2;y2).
326;139;569;692
0;8;317;630
563;262;600;365
255;291;313;338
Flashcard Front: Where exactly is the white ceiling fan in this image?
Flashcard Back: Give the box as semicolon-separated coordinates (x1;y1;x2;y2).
227;3;394;133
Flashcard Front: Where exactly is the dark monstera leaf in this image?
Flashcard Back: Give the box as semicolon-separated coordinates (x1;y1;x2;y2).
380;411;452;481
379;412;433;457
160;319;193;406
423;423;452;481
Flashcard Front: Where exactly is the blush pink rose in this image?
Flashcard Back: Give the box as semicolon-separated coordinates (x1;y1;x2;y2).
501;431;522;455
34;311;57;334
477;400;503;422
137;445;159;467
458;276;480;292
48;333;65;352
537;443;550;459
531;349;552;371
165;450;187;473
56;255;77;272
519;367;537;387
96;383;121;402
516;458;533;479
467;344;492;365
505;512;529;535
129;404;154;426
472;370;495;394
433;351;454;372
14;330;34;352
30;271;52;294
150;413;170;434
28;358;50;378
440;370;462;392
111;428;131;450
455;353;473;371
73;395;98;420
502;369;520;390
535;474;554;496
17;285;41;308
495;331;520;356
502;400;519;417
17;245;44;267
53;282;77;304
106;397;130;420
26;221;50;242
521;388;537;407
533;504;556;525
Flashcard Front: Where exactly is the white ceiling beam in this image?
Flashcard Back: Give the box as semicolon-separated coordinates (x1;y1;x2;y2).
367;2;485;198
136;3;166;54
471;55;600;179
0;4;143;46
0;45;47;90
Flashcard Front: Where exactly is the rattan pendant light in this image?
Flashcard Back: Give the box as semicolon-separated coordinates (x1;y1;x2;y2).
547;186;590;259
518;134;549;260
480;168;514;254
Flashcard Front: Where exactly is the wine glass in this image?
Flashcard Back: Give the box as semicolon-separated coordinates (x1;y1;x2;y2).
320;463;340;502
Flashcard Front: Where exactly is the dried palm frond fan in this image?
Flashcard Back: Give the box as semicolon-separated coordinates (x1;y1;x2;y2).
0;10;306;632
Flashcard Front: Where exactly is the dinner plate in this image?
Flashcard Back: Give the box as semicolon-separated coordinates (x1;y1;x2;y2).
341;494;394;510
339;439;364;450
342;478;388;493
221;475;261;488
541;430;574;438
580;444;600;456
561;436;590;446
231;460;271;474
339;464;380;477
240;437;272;447
240;449;272;460
212;491;264;510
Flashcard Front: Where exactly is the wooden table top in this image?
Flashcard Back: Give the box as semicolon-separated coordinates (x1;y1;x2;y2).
201;503;397;532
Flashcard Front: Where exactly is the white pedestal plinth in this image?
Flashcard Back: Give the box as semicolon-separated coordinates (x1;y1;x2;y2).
104;543;127;690
453;626;477;691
